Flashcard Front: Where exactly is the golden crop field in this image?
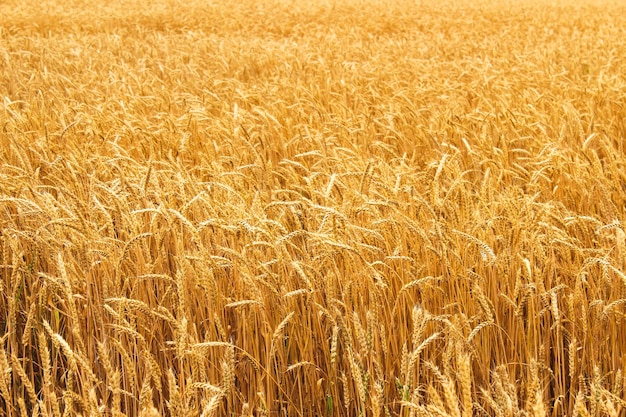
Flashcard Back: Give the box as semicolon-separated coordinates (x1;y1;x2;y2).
1;0;626;415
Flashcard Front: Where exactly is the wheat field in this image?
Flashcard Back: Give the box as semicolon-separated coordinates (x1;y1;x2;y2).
1;0;626;416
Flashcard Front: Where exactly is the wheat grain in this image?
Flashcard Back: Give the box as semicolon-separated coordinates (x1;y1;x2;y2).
2;1;626;415
457;350;472;417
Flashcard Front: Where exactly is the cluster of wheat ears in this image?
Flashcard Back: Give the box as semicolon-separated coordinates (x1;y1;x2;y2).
1;0;625;416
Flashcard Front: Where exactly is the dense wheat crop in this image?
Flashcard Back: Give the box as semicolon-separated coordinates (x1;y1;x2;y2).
1;0;626;415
